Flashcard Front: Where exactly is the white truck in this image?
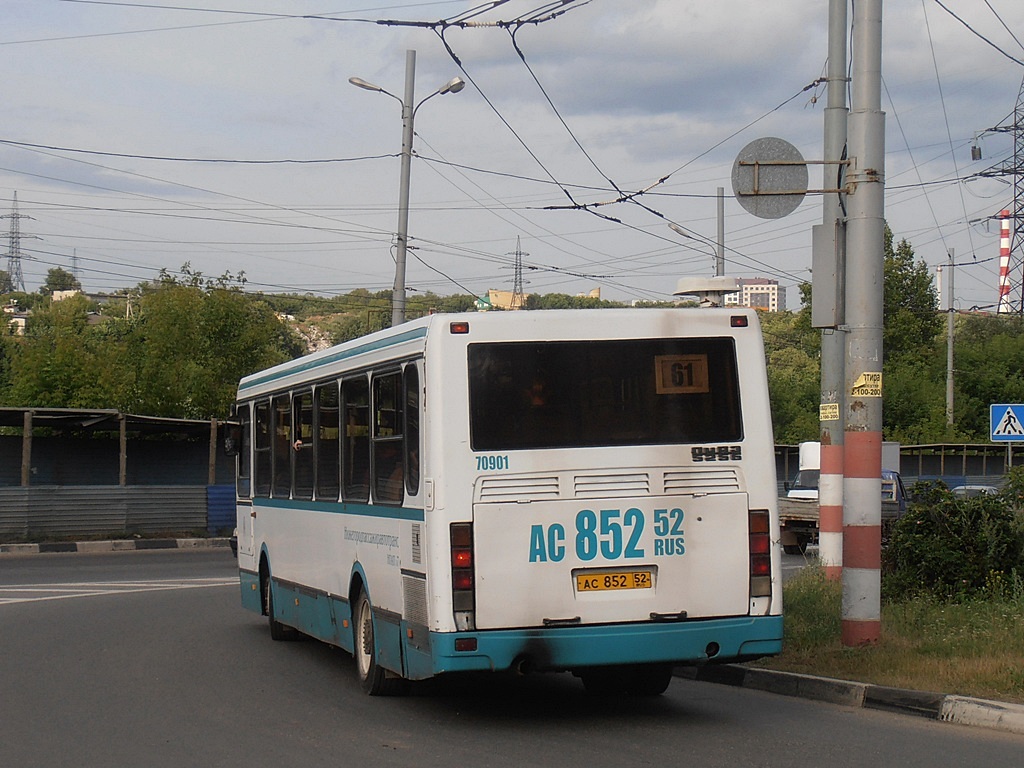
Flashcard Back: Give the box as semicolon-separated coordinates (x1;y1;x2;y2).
779;441;907;554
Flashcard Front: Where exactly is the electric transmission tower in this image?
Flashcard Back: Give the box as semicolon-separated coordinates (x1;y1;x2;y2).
978;74;1024;313
508;236;528;310
2;192;34;293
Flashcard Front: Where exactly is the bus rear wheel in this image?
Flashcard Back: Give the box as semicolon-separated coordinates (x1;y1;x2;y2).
580;663;672;696
353;588;407;696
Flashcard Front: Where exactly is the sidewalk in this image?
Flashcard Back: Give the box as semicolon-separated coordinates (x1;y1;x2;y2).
678;664;1024;736
0;537;231;554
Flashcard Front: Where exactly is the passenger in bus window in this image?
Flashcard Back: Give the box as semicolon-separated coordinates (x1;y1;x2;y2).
375;441;403;504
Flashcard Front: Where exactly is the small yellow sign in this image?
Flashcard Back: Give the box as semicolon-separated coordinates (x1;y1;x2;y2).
851;371;882;398
819;402;840;421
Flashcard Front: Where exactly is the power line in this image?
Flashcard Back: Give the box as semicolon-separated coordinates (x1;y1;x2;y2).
929;0;1024;67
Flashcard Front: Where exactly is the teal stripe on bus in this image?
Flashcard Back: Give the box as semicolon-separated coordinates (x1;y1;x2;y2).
238;326;428;394
254;497;425;522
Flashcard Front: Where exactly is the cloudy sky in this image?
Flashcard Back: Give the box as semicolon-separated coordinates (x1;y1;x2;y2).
3;0;1023;311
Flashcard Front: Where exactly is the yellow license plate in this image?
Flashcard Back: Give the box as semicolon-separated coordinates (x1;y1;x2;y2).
576;570;653;592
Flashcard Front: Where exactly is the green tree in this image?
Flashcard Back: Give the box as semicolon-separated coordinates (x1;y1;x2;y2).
760;306;820;443
129;278;298;418
3;294;133;408
0;269;13;295
877;228;950;440
3;268;298;419
40;267;82;295
952;314;1024;440
883;226;941;362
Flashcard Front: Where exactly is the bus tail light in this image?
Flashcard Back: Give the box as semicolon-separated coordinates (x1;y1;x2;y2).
749;510;772;597
450;523;476;631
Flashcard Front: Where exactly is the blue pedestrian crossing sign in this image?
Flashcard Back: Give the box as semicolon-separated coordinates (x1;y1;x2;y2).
991;404;1024;442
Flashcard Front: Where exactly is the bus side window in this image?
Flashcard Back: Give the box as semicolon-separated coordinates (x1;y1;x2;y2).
236;403;251;499
272;396;292;498
293;391;314;500
316;383;340;501
342;377;370;503
253;401;271;497
404;364;420;496
372;372;404;505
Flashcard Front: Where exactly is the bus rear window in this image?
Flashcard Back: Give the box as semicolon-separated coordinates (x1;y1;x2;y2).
468;338;742;451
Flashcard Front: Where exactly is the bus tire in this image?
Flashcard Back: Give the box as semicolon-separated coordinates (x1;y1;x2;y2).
626;663;673;696
353;588;407;696
263;570;299;642
580;664;672;696
579;665;631;695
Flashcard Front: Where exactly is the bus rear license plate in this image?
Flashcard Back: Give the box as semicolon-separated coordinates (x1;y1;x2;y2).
576;571;653;592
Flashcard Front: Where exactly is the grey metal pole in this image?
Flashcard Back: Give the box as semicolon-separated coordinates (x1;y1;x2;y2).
946;249;955;426
818;0;849;581
393;49;416;327
842;0;885;647
716;187;725;276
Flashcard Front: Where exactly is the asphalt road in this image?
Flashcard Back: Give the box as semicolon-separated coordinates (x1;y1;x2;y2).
1;550;1022;768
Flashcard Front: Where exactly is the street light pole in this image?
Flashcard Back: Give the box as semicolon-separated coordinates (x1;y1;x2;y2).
350;50;465;326
394;50;416;328
716;186;725;277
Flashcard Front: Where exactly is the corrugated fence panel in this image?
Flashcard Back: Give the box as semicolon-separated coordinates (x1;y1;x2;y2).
125;486;208;533
206;484;236;534
0;486;210;539
27;487;128;536
0;488;29;539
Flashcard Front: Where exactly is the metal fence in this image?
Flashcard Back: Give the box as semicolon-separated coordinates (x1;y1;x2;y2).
0;485;235;541
775;442;1015;494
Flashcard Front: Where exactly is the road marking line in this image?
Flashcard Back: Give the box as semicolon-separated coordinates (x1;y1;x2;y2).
0;578;237;605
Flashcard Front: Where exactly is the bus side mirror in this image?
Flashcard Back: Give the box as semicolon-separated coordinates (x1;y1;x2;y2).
223;426;241;457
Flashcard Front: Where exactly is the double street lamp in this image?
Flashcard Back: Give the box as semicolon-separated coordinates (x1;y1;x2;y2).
350;50;465;326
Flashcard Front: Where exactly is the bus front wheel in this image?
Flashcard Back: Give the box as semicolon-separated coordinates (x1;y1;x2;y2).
263;568;299;642
353;588;407;696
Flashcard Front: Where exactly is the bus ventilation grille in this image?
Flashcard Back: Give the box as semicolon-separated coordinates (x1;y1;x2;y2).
478;476;560;502
663;468;741;494
574;472;650;498
402;574;429;626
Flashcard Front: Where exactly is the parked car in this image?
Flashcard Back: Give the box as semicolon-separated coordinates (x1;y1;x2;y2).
951;485;999;499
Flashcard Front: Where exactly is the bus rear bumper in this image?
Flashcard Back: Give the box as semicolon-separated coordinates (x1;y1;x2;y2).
428;614;783;675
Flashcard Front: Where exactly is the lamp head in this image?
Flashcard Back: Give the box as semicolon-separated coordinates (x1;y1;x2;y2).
439;77;466;95
349;77;383;93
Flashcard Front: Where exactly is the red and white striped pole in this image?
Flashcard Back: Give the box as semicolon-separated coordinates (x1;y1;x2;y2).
841;0;883;647
998;210;1012;314
842;432;882;645
818;442;843;580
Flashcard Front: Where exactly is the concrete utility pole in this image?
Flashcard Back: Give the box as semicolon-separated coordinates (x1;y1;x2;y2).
716;186;726;276
817;0;849;582
946;250;955;426
842;0;885;647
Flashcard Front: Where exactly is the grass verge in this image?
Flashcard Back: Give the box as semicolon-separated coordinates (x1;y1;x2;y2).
755;564;1024;704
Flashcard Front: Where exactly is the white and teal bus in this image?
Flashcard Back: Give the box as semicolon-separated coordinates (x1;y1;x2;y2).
231;308;782;695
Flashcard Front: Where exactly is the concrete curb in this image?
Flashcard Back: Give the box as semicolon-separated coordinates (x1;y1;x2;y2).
679;665;1024;735
940;695;1024;735
0;538;231;555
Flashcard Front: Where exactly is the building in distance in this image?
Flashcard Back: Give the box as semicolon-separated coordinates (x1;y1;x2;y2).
724;278;786;312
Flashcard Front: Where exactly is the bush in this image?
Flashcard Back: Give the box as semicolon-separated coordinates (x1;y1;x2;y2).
883;478;1024;600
